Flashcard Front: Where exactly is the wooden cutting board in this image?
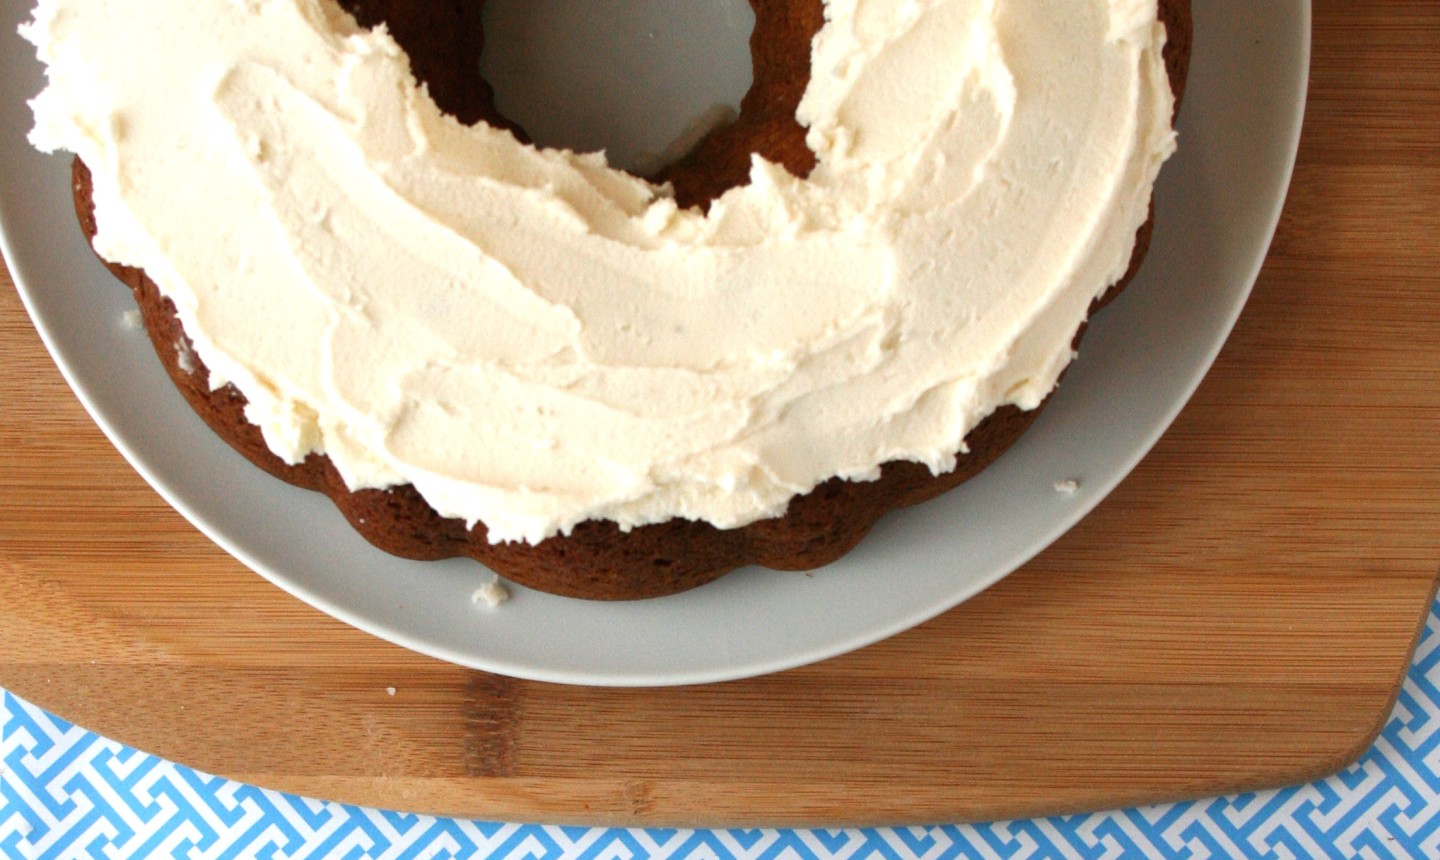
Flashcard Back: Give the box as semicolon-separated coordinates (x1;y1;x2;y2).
2;3;1437;827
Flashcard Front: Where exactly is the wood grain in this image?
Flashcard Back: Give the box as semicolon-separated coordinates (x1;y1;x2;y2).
1;1;1438;826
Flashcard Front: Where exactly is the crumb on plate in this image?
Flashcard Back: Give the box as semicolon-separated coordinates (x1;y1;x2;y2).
472;576;510;608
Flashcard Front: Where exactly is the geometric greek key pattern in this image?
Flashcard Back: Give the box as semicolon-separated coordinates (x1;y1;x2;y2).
5;601;1440;859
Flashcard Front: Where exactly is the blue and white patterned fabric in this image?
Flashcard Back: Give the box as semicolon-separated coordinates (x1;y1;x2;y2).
5;600;1440;860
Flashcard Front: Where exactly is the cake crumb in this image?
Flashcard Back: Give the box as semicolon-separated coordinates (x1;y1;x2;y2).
1053;478;1080;496
472;576;511;609
119;308;142;330
385;686;396;697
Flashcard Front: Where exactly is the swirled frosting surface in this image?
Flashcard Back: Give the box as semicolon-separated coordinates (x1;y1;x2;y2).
23;0;1176;543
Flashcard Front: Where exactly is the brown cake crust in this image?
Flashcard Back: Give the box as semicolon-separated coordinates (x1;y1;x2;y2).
71;0;1192;599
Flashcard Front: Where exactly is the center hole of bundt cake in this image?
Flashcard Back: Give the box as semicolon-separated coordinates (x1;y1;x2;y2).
480;0;756;178
338;0;824;209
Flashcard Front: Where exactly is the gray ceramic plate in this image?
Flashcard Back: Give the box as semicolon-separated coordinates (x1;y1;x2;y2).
0;0;1310;686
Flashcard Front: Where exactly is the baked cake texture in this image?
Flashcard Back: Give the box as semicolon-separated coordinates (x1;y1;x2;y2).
59;0;1190;599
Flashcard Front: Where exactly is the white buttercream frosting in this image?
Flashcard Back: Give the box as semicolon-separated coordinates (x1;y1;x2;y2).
22;0;1176;544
